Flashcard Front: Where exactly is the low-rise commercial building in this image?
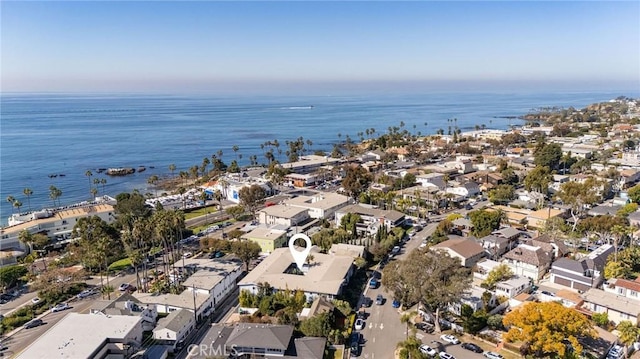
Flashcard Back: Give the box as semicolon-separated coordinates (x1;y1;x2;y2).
17;313;143;359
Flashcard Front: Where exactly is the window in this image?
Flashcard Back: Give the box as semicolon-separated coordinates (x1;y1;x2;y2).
630;290;638;297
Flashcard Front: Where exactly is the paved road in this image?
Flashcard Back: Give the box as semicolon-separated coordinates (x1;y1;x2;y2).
357;222;437;359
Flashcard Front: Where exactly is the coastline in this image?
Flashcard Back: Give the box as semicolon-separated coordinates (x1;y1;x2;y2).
2;91;637;224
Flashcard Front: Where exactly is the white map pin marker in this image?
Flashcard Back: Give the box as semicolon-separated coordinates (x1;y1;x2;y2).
289;233;312;271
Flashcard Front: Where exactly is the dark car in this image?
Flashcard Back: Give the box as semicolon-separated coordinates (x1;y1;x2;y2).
349;332;361;357
24;319;44;329
461;342;483;353
369;278;378;289
361;296;373;308
414;322;435;333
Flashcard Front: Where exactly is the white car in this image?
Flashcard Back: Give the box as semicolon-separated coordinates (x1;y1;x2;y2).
483;352;505;359
354;318;365;330
439;352;456;359
419;345;437;356
118;283;131;291
440;334;460;344
31;297;41;304
51;302;70;313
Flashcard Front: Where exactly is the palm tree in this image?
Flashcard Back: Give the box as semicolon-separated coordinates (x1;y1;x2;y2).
23;188;33;212
49;186;61;207
90;187;98;199
6;195;16;214
400;311;416;340
168;163;176;178
13;200;23;213
85;170;93;199
147;175;160;198
93;178;101;196
100;178;107;194
232;145;240;163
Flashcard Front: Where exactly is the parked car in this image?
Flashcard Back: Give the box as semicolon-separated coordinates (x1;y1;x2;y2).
391;246;401;255
375;294;384;305
483;352;505;359
31;297;41;304
77;289;96;299
369;278;378;289
349;332;361;357
182;252;193;258
118;283;131;291
439;352;455;359
23;319;44;329
392;299;401;308
361;296;373;308
461;342;483;353
354;318;365;330
440;334;460;344
51;302;70;313
414;322;435;333
419;344;437;356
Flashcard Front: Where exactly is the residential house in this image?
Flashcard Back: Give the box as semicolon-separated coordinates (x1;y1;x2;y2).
241;227;288;254
492;227;522;241
153;309;195;351
473;259;502;281
588;204;621;217
258;205;310;227
445;181;480;198
581;288;640;325
479;235;514;260
334;204;405;235
299;296;335;319
431;237;485;268
415;172;446;190
450;285;486;315
284;192;350;219
89;293;158;331
550;245;614;291
620;169;640;187
524;234;570;260
208;323;326;359
181;260;244;310
603;277;640;301
238;246;359;301
502;244;553;282
495;276;531;299
526;207;566;229
284;173;320;187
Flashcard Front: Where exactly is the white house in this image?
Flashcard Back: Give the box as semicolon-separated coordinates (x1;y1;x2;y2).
603;278;640;301
258;205;310;227
284;192;350;220
581;288;640;325
153;308;195;351
495;276;531;299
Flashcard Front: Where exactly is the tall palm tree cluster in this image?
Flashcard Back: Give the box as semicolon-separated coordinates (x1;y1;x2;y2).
70;192;186;297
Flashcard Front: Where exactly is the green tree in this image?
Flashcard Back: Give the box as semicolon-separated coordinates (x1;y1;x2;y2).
469;209;504;237
482;263;514;290
0;265;28;290
299;312;333;337
225;205;245;220
341;165;373;200
231;240;262;271
534;142;562;170
617;203;639;218
486;314;504;330
382;249;471;332
23;188;33;212
6;195;16;214
238;184;266;219
147;175;160;197
396;336;429;359
523;165;553;194
556;177;605;232
85;170;93;199
503;301;596;358
617;321;640;359
168;163;176;178
489;184;516;205
628;184;640;204
591;312;609;328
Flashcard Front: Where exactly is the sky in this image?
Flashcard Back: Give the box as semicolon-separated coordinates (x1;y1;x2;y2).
1;1;639;94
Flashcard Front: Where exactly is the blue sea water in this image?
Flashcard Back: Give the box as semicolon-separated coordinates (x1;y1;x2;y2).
1;90;638;224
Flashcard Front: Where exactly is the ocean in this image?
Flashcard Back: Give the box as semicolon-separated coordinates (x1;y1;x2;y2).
1;90;637;225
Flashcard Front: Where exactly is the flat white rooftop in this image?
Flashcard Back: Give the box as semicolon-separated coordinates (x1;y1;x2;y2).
17;313;141;359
